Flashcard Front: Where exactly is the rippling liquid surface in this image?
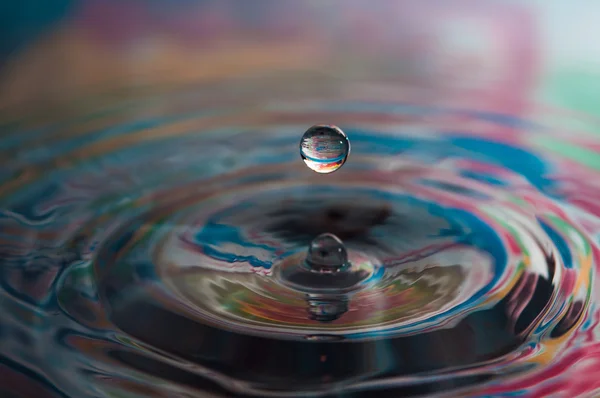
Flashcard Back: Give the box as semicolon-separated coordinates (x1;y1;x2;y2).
1;82;600;397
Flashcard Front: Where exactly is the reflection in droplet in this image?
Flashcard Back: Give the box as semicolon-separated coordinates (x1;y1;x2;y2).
300;125;350;173
306;293;349;322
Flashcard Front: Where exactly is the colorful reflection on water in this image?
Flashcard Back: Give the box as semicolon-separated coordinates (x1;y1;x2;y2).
2;1;600;397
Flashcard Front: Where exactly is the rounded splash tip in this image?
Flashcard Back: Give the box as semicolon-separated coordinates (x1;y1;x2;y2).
300;124;350;174
305;233;349;274
272;233;375;300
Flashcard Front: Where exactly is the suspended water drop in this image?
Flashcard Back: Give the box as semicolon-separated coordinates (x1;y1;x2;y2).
300;125;350;173
305;233;349;273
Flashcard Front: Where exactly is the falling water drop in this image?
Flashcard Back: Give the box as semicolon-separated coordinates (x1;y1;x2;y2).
305;233;349;273
300;125;350;173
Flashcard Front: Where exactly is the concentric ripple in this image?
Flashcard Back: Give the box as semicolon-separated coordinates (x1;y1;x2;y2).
0;84;599;397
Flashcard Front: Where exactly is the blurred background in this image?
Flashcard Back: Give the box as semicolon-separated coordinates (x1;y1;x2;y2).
1;0;599;118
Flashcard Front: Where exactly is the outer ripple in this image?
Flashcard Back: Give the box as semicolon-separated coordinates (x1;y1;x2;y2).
0;92;597;397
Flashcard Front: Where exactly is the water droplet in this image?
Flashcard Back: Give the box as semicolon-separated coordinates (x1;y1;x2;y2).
300;125;350;174
305;233;349;273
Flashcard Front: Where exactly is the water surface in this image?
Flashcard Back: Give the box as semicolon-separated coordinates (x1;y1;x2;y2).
1;78;600;397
